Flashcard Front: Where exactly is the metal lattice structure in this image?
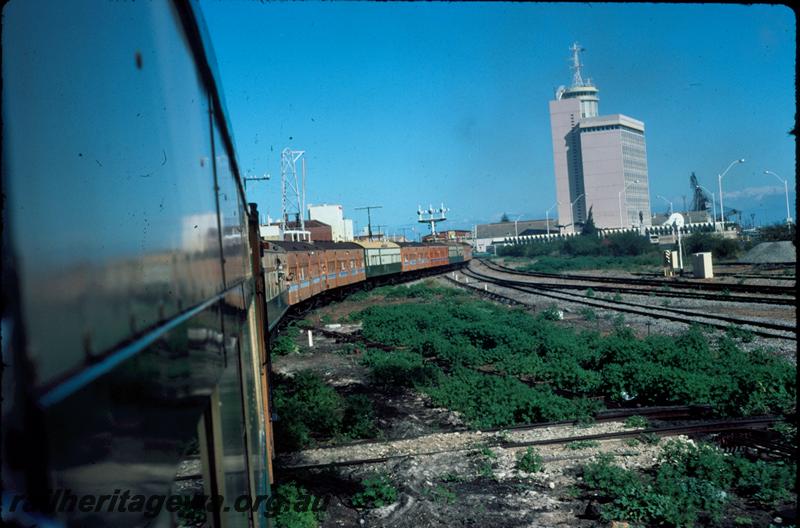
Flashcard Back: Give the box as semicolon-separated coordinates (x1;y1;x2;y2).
280;148;309;241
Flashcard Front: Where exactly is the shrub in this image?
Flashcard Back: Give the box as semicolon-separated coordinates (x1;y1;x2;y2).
361;350;441;388
351;474;398;509
272;371;377;450
623;415;649;429
685;232;741;259
565;440;600;450
515;447;544;473
273;334;299;356
270;483;322;528
341;394;378;440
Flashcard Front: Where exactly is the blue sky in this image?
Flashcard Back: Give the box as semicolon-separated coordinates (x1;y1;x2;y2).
199;2;795;235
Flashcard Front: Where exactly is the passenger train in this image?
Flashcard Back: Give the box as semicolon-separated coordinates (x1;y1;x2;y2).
1;2;470;527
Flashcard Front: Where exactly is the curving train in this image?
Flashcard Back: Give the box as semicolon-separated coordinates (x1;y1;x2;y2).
262;239;472;330
1;2;469;527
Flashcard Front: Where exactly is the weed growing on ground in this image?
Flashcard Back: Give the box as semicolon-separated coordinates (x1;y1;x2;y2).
582;440;796;526
565;440;601;450
272;371;377;451
623;415;649;428
352;474;398;509
515;447;544;473
270;483;322;528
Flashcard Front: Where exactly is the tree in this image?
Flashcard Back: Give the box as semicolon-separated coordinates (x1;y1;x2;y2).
690;172;709;212
500;213;510;223
581;207;597;236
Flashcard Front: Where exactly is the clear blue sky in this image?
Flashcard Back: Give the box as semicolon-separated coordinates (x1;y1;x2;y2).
199;1;795;235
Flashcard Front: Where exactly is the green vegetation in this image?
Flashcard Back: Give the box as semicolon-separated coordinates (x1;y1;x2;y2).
424;484;457;504
757;222;796;243
349;293;795;430
271;483;321;528
515;447;544;473
351;474;398;509
498;230;664;272
582;440;796;526
272;334;299;356
623;415;649;429
565;440;601;450
272;371;377;451
685;232;741;260
726;325;755;343
579;307;597;321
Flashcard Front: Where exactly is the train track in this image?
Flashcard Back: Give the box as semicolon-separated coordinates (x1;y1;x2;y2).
452;270;796;340
478;264;795;306
277;415;785;471
482;259;796;297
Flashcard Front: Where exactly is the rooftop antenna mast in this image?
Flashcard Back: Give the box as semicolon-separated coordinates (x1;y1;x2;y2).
418;203;448;238
355;205;382;241
569;41;586;87
280;148;310;241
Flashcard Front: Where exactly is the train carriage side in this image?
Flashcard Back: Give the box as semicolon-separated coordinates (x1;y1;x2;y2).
271;241;319;304
2;2;274;527
355;240;402;278
261;241;290;330
430;243;450;269
313;241;366;288
398;241;423;272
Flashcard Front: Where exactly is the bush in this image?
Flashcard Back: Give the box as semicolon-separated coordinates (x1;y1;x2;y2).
515;447;544;473
273;334;299;356
685;232;741;260
272;371;377;450
361;350;441;388
582;441;798;527
271;483;322;528
351;474;398;509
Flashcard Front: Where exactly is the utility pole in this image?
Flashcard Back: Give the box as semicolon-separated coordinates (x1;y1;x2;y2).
355;205;382;241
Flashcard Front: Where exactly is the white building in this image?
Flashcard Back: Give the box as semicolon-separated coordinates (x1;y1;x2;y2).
307;204;354;242
549;43;651;231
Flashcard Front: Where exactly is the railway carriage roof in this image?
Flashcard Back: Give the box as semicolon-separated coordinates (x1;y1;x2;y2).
270;241;318;252
353;240;400;249
312;241;364;250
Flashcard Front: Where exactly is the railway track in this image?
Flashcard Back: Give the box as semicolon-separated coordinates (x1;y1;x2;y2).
452;270;796;340
479;265;795;306
482;259;796;297
277;415;786;471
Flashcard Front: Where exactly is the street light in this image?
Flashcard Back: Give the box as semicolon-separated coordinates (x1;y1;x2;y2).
718;158;745;229
695;184;717;230
656;194;674;216
514;214;523;237
545;201;560;236
569;194;585;234
764;170;793;225
618;179;641;228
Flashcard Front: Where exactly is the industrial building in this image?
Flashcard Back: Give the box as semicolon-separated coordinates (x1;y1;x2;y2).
475;219;557;253
422;229;472;243
549;43;652;231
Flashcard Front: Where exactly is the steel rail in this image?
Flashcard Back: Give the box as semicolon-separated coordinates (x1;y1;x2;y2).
276;416;782;471
482;259;796;296
454;270;796;340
